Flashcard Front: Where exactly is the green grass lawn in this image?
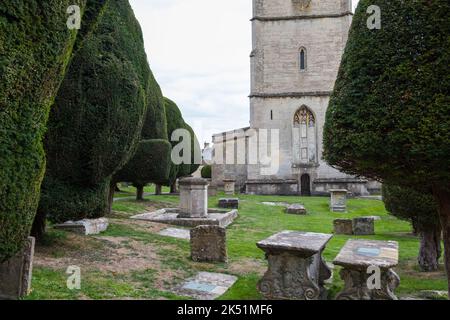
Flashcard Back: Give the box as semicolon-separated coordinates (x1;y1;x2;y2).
27;191;448;300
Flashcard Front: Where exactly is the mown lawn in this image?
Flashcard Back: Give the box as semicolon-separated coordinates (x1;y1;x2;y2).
27;188;448;300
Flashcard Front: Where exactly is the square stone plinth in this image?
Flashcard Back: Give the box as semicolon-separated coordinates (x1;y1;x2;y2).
191;225;227;263
352;217;375;235
285;204;307;215
0;237;35;300
257;231;333;300
333;239;400;300
330;189;348;212
131;208;238;228
218;198;239;209
334;219;353;235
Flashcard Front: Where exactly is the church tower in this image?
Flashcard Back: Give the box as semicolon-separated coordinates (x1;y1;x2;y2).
212;0;376;195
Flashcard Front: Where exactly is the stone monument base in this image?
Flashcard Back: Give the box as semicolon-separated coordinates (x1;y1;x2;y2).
131;208;238;228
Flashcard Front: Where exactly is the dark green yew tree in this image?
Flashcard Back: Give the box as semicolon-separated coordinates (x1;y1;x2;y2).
323;0;450;294
35;0;155;237
0;0;107;261
383;184;441;271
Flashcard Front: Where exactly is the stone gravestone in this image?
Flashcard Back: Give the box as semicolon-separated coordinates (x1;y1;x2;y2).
0;237;35;300
285;204;307;215
257;231;333;300
191;225;227;263
329;189;348;212
53;218;109;235
218;198;239;209
223;179;236;195
352;217;375;235
178;177;209;218
334;219;353;235
333;239;400;300
208;186;218;197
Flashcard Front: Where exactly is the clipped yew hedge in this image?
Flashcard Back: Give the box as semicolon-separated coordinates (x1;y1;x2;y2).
37;0;152;225
0;0;107;261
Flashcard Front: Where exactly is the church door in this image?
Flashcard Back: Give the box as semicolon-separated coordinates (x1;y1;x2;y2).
301;174;311;196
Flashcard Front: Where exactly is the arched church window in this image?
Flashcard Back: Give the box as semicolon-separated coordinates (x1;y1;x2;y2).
293;106;317;164
299;47;307;71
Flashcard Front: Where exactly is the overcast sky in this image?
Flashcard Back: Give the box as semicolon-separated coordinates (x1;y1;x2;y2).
129;0;360;145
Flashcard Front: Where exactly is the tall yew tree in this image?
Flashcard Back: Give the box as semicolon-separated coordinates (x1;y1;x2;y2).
324;0;450;294
34;0;153;236
0;0;107;262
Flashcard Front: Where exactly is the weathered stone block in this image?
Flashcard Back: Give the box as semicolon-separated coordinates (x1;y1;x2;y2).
285;204;307;215
218;198;239;209
191;225;227;263
0;237;35;300
53;218;109;235
178;177;209;218
352;217;375;235
330;189;348;212
223;179;236;195
333;219;353;235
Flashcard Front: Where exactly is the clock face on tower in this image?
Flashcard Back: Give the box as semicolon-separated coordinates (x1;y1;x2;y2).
292;0;312;10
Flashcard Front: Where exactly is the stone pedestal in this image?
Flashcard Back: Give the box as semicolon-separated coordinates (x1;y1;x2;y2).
178;177;209;218
256;231;333;300
285;204;307;215
191;225;227;263
223;179;236;195
330;189;348;212
333;239;400;300
0;237;35;300
218;198;239;209
334;219;353;235
53;218;109;235
352;217;375;235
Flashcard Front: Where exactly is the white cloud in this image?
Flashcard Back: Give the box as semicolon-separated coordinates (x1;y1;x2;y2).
129;0;359;144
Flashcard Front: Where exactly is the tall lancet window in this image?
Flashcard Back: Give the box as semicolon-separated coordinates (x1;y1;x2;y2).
293;106;317;164
299;47;307;71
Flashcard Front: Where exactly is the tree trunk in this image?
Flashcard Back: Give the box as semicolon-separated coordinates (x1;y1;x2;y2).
30;211;46;243
155;184;162;195
432;185;450;299
136;185;144;201
170;181;177;194
107;181;115;214
418;227;442;272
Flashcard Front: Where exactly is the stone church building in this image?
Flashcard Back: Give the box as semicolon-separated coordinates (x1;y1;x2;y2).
212;0;380;196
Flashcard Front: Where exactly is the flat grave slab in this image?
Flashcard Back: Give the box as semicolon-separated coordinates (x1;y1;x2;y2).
285;204;307;215
174;272;237;300
261;202;289;207
158;228;190;240
53;218;109;235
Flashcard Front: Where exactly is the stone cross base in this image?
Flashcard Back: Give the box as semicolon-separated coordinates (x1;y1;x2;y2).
0;237;35;300
336;268;400;300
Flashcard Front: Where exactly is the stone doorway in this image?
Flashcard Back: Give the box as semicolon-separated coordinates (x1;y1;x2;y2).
300;174;311;196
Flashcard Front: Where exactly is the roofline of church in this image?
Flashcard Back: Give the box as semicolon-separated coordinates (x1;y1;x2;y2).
249;91;332;98
251;11;353;22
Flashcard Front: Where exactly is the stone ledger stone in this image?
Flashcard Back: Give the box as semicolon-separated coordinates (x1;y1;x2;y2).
191;225;227;263
334;219;353;235
53;218;109;235
257;231;333;300
352;217;375;235
0;237;35;300
285;204;307;215
218;198;239;209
